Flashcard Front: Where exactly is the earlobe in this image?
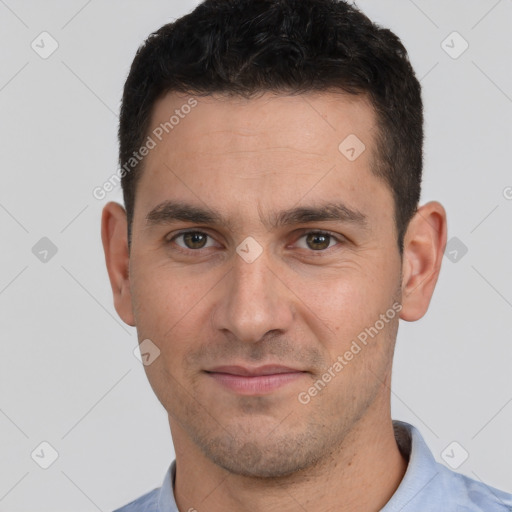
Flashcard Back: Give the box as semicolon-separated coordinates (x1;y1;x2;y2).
101;202;136;327
399;201;447;322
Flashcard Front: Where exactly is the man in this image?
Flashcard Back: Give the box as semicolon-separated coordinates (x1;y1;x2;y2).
102;0;512;510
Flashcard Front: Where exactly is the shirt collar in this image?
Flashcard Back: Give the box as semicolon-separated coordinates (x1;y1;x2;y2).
157;460;177;512
380;420;440;511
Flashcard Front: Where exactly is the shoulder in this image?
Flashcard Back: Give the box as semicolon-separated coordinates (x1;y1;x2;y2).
112;487;160;512
435;464;512;511
389;421;512;512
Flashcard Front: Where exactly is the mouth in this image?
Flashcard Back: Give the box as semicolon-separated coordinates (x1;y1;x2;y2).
204;365;308;395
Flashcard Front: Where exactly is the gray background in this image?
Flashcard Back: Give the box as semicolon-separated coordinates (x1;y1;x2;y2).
0;0;511;510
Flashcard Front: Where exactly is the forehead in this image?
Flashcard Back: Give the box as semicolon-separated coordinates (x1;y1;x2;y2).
149;90;377;157
134;90;392;230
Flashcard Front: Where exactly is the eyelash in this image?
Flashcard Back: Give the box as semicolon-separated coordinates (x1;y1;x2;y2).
166;229;345;253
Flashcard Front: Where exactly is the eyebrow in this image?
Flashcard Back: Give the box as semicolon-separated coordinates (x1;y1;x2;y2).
145;200;368;231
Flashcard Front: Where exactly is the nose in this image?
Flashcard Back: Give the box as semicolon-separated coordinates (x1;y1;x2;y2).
212;246;294;344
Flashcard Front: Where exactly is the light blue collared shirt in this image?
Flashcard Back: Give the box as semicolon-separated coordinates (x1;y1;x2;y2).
113;420;512;512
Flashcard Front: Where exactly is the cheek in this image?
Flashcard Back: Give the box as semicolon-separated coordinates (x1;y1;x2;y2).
131;267;210;399
131;249;214;311
311;269;395;317
129;260;210;348
289;256;400;354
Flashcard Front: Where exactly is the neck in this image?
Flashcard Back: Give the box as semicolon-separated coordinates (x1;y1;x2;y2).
170;405;408;512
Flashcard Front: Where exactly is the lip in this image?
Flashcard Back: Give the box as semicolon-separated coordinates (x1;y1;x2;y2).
205;365;307;395
207;365;303;376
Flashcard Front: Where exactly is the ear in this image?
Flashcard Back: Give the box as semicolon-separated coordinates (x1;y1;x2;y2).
400;201;447;322
101;202;135;326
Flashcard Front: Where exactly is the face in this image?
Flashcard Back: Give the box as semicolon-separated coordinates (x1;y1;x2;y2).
125;91;405;477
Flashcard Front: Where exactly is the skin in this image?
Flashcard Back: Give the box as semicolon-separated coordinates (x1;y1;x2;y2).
102;91;447;512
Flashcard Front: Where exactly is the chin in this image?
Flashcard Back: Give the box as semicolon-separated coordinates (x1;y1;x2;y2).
196;430;327;479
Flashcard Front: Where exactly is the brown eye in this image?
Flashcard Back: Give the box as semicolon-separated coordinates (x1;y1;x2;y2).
294;231;343;252
182;232;208;249
170;231;214;250
305;232;331;250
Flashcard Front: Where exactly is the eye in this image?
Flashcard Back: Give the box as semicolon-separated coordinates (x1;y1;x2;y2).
169;231;217;250
167;229;344;253
295;231;343;251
